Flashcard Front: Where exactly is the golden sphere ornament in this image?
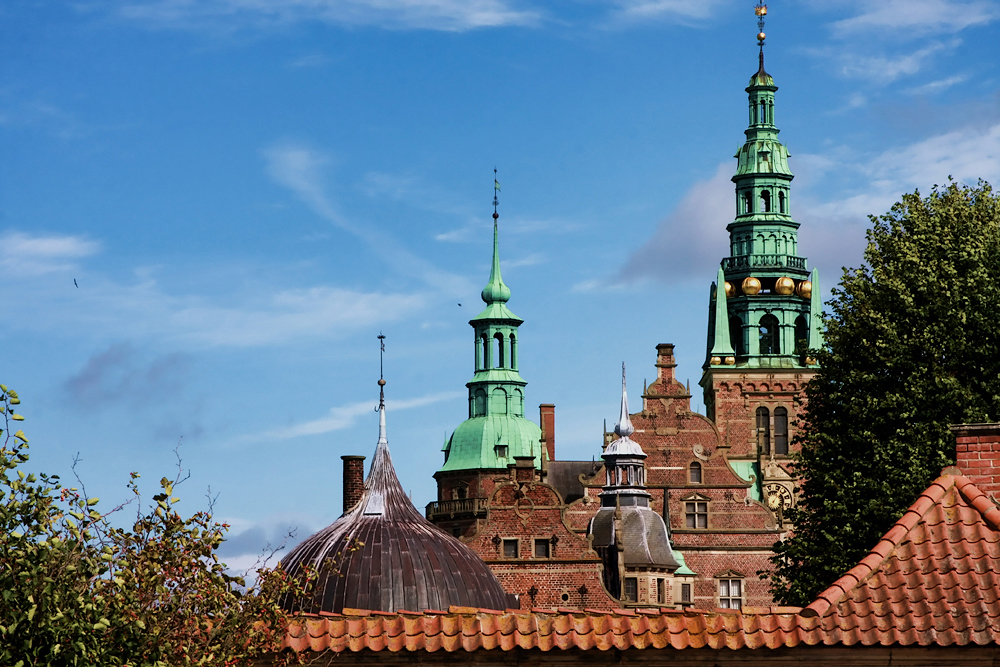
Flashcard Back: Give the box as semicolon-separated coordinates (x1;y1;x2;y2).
710;356;722;366
724;356;736;365
775;277;794;295
724;281;734;298
757;31;766;42
796;280;812;298
742;276;761;295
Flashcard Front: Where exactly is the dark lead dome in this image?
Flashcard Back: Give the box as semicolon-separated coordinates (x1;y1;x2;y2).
279;393;511;613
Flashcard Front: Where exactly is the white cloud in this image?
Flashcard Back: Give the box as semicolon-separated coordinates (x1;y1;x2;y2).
255;390;463;440
264;144;473;295
0;231;100;275
611;0;733;22
832;40;957;84
615;162;732;285
108;0;540;32
830;0;1000;36
905;74;970;95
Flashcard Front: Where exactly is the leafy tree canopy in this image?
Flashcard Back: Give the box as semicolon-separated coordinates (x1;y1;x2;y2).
0;386;311;667
769;180;1000;606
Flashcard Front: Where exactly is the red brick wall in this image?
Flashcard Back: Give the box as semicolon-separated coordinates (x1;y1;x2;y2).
953;423;1000;498
540;404;556;462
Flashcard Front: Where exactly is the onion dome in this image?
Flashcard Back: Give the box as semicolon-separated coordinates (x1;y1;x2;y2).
280;381;511;613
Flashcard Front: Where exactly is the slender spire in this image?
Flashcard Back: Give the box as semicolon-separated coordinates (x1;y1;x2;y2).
481;171;511;305
710;267;735;360
614;363;634;438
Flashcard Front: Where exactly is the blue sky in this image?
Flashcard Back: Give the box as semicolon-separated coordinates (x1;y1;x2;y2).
3;0;998;571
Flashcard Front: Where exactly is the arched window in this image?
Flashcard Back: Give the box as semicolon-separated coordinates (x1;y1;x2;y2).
774;407;789;455
490;387;508;415
759;314;780;355
778;190;786;214
795;315;808;353
513;388;524;417
509;333;518;370
475;336;483;370
493;332;505;369
729;316;744;357
689;461;702;484
761;190;771;212
743;191;753;214
760;100;767;123
481;334;490;369
751;101;757;125
473;389;487;417
756;407;771;454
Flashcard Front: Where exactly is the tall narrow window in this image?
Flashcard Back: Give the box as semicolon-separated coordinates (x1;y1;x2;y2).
778;190;786;213
493;332;505;369
774;407;788;455
689;461;702;484
481;335;490;369
761;190;771;212
743;191;753;214
719;579;743;609
759;314;780;355
473;389;486;417
795;315;808;353
681;583;692;604
756;407;771;454
729;316;744;357
509;333;518;370
657;578;666;604
623;578;638;602
760;100;766;123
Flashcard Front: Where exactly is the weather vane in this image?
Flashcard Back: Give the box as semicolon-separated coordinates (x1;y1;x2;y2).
493;168;500;219
376;332;386;410
755;2;767;46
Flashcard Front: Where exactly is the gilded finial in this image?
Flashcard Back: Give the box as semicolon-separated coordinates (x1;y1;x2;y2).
755;3;767;45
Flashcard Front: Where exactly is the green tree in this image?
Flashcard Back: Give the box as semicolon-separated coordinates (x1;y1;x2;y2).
768;180;1000;606
0;385;313;666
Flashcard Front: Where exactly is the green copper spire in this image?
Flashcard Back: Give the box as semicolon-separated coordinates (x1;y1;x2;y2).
701;7;821;372
481;218;512;305
438;181;542;474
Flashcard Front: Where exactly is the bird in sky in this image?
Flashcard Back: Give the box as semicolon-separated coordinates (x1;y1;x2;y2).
73;279;78;288
458;303;462;307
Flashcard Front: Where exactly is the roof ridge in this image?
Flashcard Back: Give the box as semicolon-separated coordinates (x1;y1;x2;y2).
803;473;957;618
953;474;1000;530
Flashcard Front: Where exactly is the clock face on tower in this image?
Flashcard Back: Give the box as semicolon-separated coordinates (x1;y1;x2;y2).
764;483;793;511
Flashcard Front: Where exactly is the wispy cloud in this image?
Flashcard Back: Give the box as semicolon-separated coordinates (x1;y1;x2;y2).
830;40;958;84
241;390;462;442
610;0;733;23
106;0;540;32
0;231;100;275
830;0;1000;37
64;343;191;409
615;163;731;285
4;263;425;348
264;144;473;295
905;74;969;95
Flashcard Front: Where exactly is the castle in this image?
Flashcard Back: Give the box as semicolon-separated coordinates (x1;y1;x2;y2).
419;38;824;610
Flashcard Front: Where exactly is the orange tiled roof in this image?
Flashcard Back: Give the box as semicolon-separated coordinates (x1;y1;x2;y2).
282;469;1000;654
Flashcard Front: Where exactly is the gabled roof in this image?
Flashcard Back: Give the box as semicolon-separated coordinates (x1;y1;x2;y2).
804;467;1000;645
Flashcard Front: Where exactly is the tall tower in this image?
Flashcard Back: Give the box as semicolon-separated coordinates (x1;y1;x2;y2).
700;6;823;493
430;189;543;537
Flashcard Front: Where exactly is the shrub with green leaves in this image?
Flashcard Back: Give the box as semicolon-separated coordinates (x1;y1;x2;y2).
768;180;1000;606
0;385;312;666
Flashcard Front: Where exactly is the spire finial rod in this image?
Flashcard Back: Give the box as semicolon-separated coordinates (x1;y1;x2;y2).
755;3;767;46
493;168;500;219
376;333;387;443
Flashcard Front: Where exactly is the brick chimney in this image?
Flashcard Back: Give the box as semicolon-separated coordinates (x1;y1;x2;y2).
951;423;1000;497
539;404;555;462
342;455;366;513
656;343;677;383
